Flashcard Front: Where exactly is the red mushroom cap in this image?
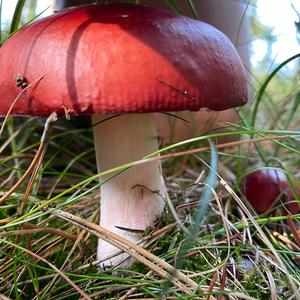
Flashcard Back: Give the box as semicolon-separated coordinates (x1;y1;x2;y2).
0;4;248;117
242;169;300;214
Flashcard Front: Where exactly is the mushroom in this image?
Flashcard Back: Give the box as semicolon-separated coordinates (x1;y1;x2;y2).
0;4;247;267
241;169;300;214
143;0;251;144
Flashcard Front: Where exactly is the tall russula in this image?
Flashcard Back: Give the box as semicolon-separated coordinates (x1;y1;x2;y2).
0;4;247;267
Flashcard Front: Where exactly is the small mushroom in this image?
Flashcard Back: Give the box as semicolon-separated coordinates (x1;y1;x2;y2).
0;4;247;267
241;169;300;214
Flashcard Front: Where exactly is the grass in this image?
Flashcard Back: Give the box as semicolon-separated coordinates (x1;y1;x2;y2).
0;0;300;299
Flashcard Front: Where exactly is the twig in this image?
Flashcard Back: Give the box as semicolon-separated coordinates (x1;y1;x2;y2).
218;263;227;300
42;210;98;297
53;209;198;295
206;272;218;300
0;112;57;206
18;112;58;215
155;134;298;163
0;144;44;205
0;227;76;240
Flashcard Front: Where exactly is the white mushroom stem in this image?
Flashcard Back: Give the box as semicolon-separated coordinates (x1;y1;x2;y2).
92;114;167;268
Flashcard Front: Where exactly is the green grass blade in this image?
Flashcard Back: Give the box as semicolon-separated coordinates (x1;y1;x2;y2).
174;139;218;271
192;139;218;230
250;53;300;127
9;0;25;34
186;0;198;19
0;6;50;46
